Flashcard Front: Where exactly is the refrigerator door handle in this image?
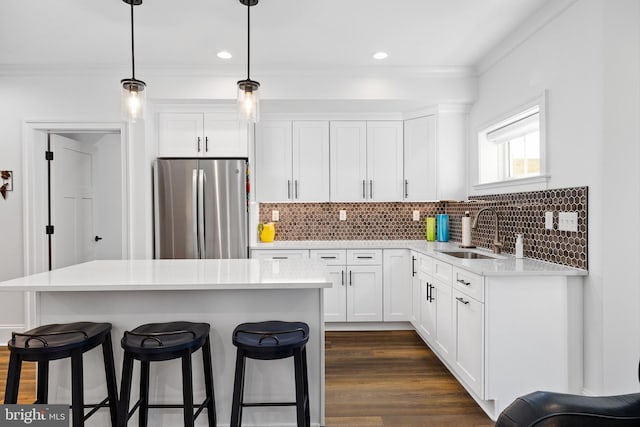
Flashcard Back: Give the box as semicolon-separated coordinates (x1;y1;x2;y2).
198;169;206;259
192;169;199;258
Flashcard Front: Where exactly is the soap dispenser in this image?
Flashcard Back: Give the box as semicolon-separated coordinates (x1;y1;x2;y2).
515;234;524;259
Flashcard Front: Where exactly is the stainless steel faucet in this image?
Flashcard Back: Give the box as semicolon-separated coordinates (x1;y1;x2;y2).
471;208;503;254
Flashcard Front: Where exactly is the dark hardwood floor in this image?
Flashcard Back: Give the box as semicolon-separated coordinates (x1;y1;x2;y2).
1;331;494;426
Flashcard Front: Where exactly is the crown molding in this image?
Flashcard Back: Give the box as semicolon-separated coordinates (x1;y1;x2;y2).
476;0;579;76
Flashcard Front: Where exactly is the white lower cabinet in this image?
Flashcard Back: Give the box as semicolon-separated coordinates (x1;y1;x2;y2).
432;278;453;360
453;288;484;398
418;275;436;342
311;249;383;322
382;249;412;321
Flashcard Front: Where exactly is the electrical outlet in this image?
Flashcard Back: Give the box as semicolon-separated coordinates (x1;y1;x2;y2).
271;210;279;221
545;212;554;230
339;210;347;221
412;210;420;221
558;212;578;232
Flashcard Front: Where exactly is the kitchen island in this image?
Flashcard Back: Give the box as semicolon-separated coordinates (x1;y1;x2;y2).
0;259;331;427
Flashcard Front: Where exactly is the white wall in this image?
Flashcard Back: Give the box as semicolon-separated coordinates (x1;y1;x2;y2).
470;0;640;394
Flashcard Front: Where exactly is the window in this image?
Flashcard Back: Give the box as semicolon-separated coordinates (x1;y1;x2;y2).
477;102;545;186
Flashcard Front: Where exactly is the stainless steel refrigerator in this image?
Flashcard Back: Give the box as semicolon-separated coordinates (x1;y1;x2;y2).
154;158;248;259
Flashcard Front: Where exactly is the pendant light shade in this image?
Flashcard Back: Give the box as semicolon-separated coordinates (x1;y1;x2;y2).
121;0;146;123
237;0;260;123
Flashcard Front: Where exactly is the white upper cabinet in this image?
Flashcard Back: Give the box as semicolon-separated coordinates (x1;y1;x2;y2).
366;121;404;201
330;121;403;202
403;116;437;201
158;112;248;158
292;121;330;201
255;121;330;202
330;121;367;201
255;121;293;202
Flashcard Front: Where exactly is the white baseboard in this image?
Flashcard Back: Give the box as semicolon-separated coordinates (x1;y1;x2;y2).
0;324;25;344
325;321;413;331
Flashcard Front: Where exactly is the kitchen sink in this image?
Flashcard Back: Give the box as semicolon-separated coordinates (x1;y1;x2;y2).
439;251;497;260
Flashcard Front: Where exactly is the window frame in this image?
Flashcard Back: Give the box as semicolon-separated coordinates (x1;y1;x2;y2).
473;92;549;191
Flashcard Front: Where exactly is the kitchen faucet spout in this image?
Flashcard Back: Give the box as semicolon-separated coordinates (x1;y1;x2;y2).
471;207;503;254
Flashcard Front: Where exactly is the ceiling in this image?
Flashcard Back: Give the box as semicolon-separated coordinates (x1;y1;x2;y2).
1;0;550;73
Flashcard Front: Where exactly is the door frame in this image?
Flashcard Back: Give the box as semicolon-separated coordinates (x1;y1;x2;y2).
22;120;130;328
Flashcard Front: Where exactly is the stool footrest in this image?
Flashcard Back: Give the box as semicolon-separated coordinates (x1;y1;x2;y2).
242;402;297;407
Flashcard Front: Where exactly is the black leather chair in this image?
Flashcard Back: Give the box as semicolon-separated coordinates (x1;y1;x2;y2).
496;370;640;427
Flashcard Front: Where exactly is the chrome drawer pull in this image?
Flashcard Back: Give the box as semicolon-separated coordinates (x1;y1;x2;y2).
457;279;471;286
456;297;470;305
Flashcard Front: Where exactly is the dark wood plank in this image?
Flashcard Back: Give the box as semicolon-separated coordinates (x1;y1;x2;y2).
0;347;37;404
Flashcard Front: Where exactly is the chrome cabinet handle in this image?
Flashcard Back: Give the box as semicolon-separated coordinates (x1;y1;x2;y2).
356;256;373;259
287;180;291;199
412;256;416;276
272;256;288;260
295;180;299;199
197;137;201;153
456;279;471;286
405;179;409;198
205;136;209;152
456;297;470;305
321;256;337;259
341;270;345;286
428;283;435;302
369;180;373;199
362;180;366;199
349;270;352;286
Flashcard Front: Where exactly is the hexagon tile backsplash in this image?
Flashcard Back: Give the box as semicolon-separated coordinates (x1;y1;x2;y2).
259;186;588;269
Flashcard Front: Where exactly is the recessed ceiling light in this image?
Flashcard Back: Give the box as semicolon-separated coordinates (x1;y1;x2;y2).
217;51;233;59
373;52;388;60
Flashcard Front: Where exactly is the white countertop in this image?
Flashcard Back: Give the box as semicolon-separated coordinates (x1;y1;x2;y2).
251;240;588;277
0;259;332;292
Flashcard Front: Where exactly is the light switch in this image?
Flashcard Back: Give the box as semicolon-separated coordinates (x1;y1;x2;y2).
339;210;347;221
545;212;554;230
271;210;279;221
412;210;420;221
558;212;578;232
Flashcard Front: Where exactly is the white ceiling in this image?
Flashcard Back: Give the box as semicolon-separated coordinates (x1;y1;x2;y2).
1;0;550;72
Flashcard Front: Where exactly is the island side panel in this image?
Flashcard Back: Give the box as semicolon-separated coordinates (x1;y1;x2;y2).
37;288;324;427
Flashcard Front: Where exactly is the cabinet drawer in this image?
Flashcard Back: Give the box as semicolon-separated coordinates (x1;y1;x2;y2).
250;249;309;260
453;268;484;302
432;259;453;284
347;249;382;265
310;249;347;265
417;253;432;275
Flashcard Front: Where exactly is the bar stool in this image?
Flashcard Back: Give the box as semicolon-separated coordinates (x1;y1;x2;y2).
230;320;310;427
3;322;119;427
118;321;216;427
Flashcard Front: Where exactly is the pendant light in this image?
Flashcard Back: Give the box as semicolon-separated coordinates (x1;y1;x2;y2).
121;0;146;123
237;0;260;123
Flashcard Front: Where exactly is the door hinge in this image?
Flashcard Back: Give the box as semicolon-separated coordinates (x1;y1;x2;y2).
46;225;54;235
45;151;54;161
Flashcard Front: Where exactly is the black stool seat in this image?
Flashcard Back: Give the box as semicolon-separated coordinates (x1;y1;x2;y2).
4;322;119;427
118;321;216;427
230;320;310;427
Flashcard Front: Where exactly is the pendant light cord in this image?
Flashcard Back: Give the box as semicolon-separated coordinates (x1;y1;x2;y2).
246;1;251;80
130;1;136;79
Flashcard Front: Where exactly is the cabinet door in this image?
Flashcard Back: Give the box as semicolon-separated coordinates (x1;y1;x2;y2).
366;121;404;201
330;121;367;201
454;290;484;398
292;121;330;201
250;249;309;260
255;121;293;201
346;265;383;321
411;275;421;328
383;249;412;321
324;266;347;322
433;279;453;361
203;113;248;158
403;116;437;201
158;113;203;157
419;277;436;342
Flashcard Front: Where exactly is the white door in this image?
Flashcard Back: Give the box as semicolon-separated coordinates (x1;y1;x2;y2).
433;278;453;360
330;121;367;201
203;113;248;158
51;135;97;269
366;121;404;201
292;121;330;201
323;266;347;322
157;113;204;156
382;249;412;321
346;265;383;321
454;290;484;397
255;121;293;201
404;116;437;201
419;277;436;342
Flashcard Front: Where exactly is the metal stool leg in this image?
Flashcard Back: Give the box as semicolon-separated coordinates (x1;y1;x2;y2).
36;360;49;404
101;334;119;427
118;353;135;427
139;361;150;427
230;350;246;427
302;347;310;426
4;352;22;404
70;350;85;427
181;350;195;427
202;335;217;427
293;349;307;427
